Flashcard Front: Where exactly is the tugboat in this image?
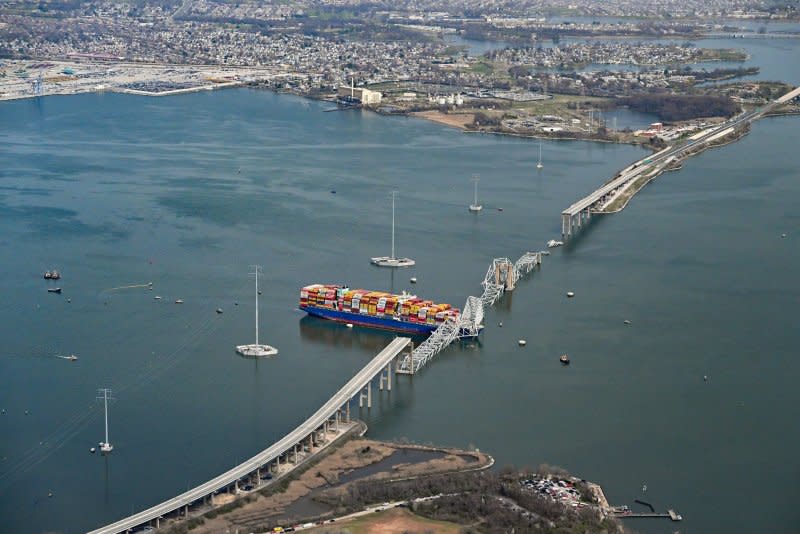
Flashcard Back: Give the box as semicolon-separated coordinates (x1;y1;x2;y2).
560;354;570;365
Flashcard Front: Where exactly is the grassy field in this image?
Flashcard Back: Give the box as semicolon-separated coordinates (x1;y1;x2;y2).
307;507;464;533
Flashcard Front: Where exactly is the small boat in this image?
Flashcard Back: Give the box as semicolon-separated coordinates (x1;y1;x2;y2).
43;271;52;279
623;319;631;325
469;175;482;212
154;296;162;300
216;308;224;314
518;339;527;346
409;277;417;284
174;299;184;304
541;250;551;256
51;270;61;280
47;287;62;294
566;291;575;298
560;354;570;365
371;191;415;267
236;266;278;358
536;139;544;169
547;239;564;248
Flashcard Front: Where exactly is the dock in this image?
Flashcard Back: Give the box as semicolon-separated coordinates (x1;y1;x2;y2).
611;508;682;522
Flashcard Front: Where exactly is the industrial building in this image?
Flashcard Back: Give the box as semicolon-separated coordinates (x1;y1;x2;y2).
336;86;382;106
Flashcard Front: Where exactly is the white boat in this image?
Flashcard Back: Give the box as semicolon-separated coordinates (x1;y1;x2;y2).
536;140;544;169
371;191;415;267
236;265;278;358
469;174;482;212
547;239;564;248
97;388;113;454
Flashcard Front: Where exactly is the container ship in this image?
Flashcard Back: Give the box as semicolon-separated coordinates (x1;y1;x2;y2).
299;284;461;335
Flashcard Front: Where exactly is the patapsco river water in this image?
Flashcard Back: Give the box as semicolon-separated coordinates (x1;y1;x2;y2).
0;79;798;533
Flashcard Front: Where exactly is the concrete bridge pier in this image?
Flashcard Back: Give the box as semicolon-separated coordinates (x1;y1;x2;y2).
358;382;372;408
379;362;393;391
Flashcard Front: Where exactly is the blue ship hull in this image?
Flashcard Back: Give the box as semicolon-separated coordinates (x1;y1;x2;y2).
300;305;438;335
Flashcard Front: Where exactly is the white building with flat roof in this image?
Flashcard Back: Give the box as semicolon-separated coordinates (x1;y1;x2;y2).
337;86;382;105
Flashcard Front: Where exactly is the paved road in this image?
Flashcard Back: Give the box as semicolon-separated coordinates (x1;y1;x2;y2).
562;87;797;217
88;337;410;534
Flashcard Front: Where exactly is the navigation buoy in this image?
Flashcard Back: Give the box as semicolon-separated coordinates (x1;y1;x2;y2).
216;308;223;314
90;447;96;454
234;301;239;306
67;298;71;303
24;410;29;415
703;375;708;382
566;291;575;298
498;322;503;327
48;491;53;498
642;484;647;492
518;339;527;346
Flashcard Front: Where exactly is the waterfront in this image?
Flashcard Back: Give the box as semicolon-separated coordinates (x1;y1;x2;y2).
0;88;798;534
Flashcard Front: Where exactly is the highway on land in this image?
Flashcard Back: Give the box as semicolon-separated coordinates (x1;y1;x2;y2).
88;337;411;534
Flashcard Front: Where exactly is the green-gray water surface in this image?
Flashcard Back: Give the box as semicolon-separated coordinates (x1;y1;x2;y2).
1;88;798;534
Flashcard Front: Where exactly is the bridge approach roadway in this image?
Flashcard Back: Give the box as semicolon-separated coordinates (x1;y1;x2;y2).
88;337;412;534
561;86;800;238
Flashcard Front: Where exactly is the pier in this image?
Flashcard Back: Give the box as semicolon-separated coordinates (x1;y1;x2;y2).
612;509;683;521
561;85;800;239
88;337;412;534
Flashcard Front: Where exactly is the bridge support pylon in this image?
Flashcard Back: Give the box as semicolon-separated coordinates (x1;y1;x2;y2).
358;382;372;408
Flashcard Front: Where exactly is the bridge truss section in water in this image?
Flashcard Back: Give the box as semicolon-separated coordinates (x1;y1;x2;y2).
397;252;542;374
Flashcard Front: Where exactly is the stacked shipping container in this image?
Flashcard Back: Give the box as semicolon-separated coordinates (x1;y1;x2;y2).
299;284;460;331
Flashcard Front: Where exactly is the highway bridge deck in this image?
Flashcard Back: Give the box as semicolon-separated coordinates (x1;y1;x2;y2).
88;337;411;534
